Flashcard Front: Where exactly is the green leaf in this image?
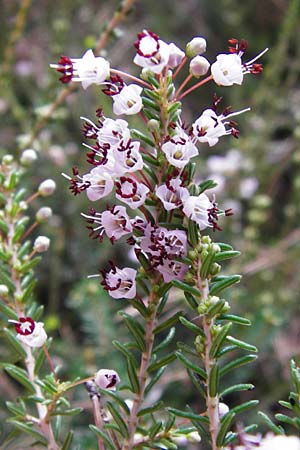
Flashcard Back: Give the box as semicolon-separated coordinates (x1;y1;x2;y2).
164;413;176;432
4;364;35;393
13;188;27;202
2;327;27;358
220;383;255;398
127;358;140;394
98;389;130;416
0;219;9;234
218;314;251;326
275;413;299;428
167;407;209;423
188;218;199;247
231;400;259;415
17;240;31;258
175;352;206;379
13;217;30;243
113;340;138;367
186;368;206;398
206;299;226;319
130;298;149;318
154;327;176;353
210;275;242;296
198;179;218;193
167;101;182;115
220;354;257;377
208;363;219;397
0;302;18;319
0;268;15;291
200;251;216;279
257;411;284;434
142;96;161;111
145;366;166;396
154;310;182;334
137;400;164;416
20;279;37;303
149;421;163;439
148;353;176;372
214;251;241;262
6;400;26;417
51;407;83;416
216;412;236;447
184;292;199;309
18;256;42;274
106;401;129;438
226;336;258;353
209;323;232;358
61;430;74;450
179;316;205;336
89;425;115;450
119;312;146;352
215;243;233;251
172;279;200;297
8;420;47;445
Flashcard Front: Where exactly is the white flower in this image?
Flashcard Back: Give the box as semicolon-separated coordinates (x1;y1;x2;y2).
33;236;50;253
167;43;185;68
94;369;120;390
134;30;170;74
113;140;143;175
97;117;131;149
211;47;268;86
259;434;300;450
51;49;110;89
161;128;198;168
20;149;37;166
186;36;207;57
115;176;150;209
102;266;137;299
183;193;213;230
156;177;189;211
113;84;143;116
38;179;56;196
82;167;114;201
218;402;230;417
192;107;250;147
211;53;244;86
189;55;210;77
13;318;47;348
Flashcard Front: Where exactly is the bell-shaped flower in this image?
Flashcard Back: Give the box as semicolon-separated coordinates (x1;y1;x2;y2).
156;177;189;211
101;265;137;299
161;128;198;168
167;43;185;68
50;49;110;89
183;193;213;230
83;167;114;201
134;30;170;74
211;41;268;87
82;205;132;242
113;84;143;116
10;317;47;348
94;369;120;390
115;176;150;209
192;107;250;147
113;140;143;175
97;118;131;150
157;260;189;283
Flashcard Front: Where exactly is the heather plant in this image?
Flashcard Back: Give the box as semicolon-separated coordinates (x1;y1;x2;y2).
1;2;300;450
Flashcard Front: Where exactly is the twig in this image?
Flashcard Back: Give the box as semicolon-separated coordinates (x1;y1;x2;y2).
22;0;137;150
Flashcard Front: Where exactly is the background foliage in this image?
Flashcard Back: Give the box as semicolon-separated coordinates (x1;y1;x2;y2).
0;0;299;447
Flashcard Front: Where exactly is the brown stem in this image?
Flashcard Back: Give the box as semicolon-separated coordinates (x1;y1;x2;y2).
177;74;213;100
91;395;106;450
122;294;159;450
196;259;220;450
22;0;137;150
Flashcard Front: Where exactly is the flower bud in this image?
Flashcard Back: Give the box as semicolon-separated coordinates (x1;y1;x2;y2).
33;236;50;253
186;37;207;57
38;179;56;197
94;369;120;390
36;207;52;223
20;149;38;166
189;55;210;77
219;402;230;417
2;154;14;165
0;284;9;297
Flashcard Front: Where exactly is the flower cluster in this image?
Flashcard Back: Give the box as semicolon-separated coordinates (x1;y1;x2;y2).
52;31;267;300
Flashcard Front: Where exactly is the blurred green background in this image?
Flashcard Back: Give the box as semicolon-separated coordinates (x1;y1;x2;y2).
0;0;299;447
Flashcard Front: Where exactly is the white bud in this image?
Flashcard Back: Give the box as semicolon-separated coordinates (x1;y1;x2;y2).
2;154;14;165
19;201;28;211
0;284;9;296
94;369;120;390
20;149;38;166
219;402;230;417
186;37;207;57
33;236;50;253
36;207;52;223
38;179;56;197
189;55;210;77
